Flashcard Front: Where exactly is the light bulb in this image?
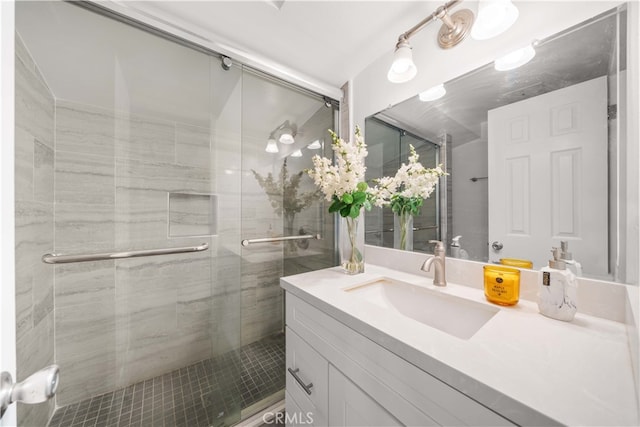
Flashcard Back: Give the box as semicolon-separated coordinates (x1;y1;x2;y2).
471;0;519;40
279;129;295;144
419;84;446;102
387;40;417;83
307;140;322;150
291;149;303;158
494;44;536;71
265;138;279;153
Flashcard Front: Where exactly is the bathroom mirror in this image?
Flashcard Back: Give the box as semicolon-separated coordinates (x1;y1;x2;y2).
365;5;635;283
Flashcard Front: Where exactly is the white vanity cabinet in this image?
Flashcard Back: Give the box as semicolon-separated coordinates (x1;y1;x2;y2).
284;292;514;427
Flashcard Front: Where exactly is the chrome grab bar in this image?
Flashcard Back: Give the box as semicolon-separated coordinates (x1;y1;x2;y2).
42;242;209;264
241;234;321;247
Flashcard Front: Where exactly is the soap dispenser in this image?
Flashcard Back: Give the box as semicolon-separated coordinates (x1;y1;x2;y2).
450;236;469;259
560;240;583;277
538;247;578;322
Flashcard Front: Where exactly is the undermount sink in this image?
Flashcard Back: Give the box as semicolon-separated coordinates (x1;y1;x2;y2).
344;277;499;340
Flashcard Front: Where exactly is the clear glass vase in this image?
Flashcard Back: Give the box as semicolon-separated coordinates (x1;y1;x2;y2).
394;211;413;251
339;214;365;274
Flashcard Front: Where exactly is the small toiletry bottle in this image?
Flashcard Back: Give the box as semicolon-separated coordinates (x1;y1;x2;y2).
560;240;583;277
538;247;578;321
483;265;520;306
451;236;469;259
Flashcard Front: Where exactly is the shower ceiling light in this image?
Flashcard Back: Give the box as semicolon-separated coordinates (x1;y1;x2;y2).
387;1;474;84
494;43;536;71
265;138;279;153
307;140;322;150
419;84;446;101
471;0;519;40
291;149;303;158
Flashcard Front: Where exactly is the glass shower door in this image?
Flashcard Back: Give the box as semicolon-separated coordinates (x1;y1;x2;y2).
16;2;244;426
238;69;336;419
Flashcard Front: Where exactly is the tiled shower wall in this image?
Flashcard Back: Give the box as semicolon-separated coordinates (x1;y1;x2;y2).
51;98;226;407
14;33;56;427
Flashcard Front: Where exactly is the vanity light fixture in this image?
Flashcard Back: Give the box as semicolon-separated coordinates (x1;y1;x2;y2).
265;136;279;153
387;0;475;83
471;0;519;40
290;149;303;158
307;139;322;150
419;84;447;101
494;42;536;71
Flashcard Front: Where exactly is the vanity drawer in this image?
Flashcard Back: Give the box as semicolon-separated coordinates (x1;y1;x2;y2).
286;326;328;426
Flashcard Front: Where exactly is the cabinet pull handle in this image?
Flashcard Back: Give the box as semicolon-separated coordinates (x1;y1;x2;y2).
288;368;313;395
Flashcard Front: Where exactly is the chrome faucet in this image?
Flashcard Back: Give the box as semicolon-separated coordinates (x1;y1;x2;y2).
421;240;446;287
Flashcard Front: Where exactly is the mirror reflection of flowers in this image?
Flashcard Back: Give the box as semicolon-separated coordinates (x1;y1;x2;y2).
370;144;447;250
252;159;320;246
306;125;372;274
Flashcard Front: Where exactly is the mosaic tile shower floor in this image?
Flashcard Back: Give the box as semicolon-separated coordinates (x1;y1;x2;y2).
47;333;285;427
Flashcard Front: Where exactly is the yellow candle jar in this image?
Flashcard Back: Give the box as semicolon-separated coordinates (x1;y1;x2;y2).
483;265;520;306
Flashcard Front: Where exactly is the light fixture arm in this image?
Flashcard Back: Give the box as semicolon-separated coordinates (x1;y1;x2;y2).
397;0;461;44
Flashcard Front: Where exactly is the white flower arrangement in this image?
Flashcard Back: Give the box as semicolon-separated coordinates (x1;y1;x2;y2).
307;126;372;218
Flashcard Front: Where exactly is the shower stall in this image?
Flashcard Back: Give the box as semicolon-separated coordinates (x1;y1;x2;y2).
14;2;336;426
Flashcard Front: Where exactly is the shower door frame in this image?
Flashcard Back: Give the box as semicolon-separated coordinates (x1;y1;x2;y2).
0;2;16;426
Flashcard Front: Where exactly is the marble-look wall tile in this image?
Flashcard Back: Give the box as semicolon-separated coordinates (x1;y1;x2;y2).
33;139;53;203
16;312;54;427
15;200;53;337
14;54;54;148
55;150;114;204
117;158;210;194
114;114;175;163
54;202;114;253
55;261;115;308
56;100;115;157
14;127;34;201
176;123;210;168
55;301;116;406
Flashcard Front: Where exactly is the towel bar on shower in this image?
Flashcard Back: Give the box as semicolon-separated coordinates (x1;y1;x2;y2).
41;242;209;264
241;234;321;247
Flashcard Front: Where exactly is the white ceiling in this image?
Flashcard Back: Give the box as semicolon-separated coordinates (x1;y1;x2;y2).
119;0;448;94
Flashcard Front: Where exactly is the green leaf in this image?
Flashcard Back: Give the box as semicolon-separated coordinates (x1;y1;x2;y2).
356;182;368;192
328;200;342;213
349;204;360;218
342;193;353;204
340;206;351;217
353;192;366;203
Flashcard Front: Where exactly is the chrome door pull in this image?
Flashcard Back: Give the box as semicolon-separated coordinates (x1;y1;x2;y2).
0;365;59;419
491;241;504;251
287;368;313;395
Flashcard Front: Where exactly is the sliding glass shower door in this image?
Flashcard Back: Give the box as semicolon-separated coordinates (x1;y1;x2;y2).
15;2;335;426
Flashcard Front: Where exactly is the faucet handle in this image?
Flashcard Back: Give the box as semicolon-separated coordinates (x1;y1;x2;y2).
429;240;445;254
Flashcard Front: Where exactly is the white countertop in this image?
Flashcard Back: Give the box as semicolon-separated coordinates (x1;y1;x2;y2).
281;263;639;426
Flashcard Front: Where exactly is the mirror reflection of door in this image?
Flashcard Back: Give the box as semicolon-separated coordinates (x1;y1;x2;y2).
488;76;608;273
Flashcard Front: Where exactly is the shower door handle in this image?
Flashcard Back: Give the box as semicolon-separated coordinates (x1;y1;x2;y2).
0;365;59;419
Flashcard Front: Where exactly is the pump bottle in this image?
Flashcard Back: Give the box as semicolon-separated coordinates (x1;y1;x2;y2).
560;240;582;277
538;247;578;321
